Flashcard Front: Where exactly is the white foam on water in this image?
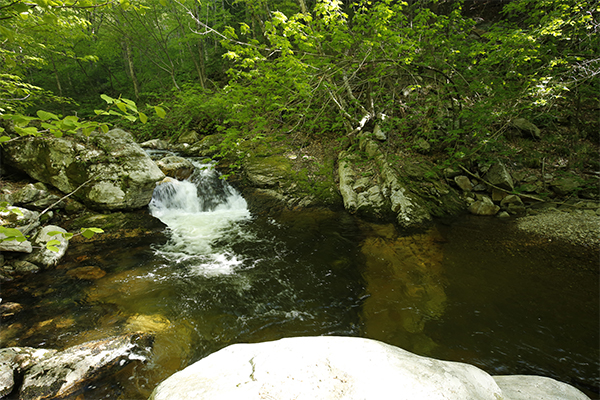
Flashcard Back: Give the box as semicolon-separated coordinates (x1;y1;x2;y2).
149;161;251;276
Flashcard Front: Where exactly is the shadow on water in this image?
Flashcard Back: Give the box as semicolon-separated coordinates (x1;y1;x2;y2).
1;162;598;399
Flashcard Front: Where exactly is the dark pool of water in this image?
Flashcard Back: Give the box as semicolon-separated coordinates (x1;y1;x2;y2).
1;211;598;399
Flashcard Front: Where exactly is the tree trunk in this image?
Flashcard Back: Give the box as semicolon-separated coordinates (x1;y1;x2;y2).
297;0;308;14
50;54;63;97
123;40;140;100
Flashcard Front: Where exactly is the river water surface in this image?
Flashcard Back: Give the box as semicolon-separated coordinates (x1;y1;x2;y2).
1;160;598;399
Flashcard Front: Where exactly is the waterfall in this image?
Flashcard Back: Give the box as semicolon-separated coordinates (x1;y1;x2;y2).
149;160;250;276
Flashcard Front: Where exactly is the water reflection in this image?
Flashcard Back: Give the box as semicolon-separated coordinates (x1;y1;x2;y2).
358;223;447;355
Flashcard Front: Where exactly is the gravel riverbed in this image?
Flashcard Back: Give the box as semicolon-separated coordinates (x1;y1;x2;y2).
517;208;600;249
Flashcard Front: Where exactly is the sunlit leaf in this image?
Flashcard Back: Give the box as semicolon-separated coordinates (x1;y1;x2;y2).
154;106;166;118
46;239;61;252
101;94;114;104
116;102;128;113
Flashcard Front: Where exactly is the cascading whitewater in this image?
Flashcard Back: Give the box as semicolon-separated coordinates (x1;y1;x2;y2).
149;160;250;275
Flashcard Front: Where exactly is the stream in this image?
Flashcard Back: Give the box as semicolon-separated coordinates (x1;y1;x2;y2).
1;159;598;399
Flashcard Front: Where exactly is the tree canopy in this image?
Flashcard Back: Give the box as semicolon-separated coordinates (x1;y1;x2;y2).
0;0;598;157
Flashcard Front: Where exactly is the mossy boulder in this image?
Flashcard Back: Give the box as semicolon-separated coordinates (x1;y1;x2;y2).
338;138;464;228
1;129;165;211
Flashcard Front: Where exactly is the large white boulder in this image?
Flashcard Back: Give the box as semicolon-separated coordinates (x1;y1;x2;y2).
149;336;587;400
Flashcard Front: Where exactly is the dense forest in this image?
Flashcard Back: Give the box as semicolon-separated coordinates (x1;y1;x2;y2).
1;0;598;171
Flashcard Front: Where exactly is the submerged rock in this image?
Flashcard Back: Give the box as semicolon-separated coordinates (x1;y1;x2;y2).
149;336;590;400
359;226;446;354
66;265;106;280
20;332;153;400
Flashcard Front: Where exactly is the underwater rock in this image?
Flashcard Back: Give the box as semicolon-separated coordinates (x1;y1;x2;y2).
359;225;446;354
66;265;106;280
0;302;23;319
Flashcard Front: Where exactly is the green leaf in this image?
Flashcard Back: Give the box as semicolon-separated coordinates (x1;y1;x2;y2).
101;94;114;104
82;125;96;136
47;230;65;237
116;102;128;113
139;112;148;124
0;227;25;241
0;136;11;143
46;239;61;252
81;227;103;239
154;106;166;118
100;124;109;133
14;126;39;136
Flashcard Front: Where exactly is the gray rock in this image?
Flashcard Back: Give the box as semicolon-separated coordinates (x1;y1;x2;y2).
443;167;461;179
500;194;524;208
150;337;589;400
0;347;57;398
338;152;359;213
1;129;165;211
185;134;224;157
551;177;581;195
245;155;292;187
20;332;153;400
512;118;541;139
12;260;40;274
493;375;589;400
484;163;514;191
23;225;69;268
454;176;473;192
0;206;40;234
177;130;200;144
139;138;169;150
0;234;33;253
10;184;43;205
469;196;500;216
156;156;195;180
338;144;460;228
356;185;386;214
472;183;487;191
373;124;387;141
500;195;526;215
491;188;507;202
